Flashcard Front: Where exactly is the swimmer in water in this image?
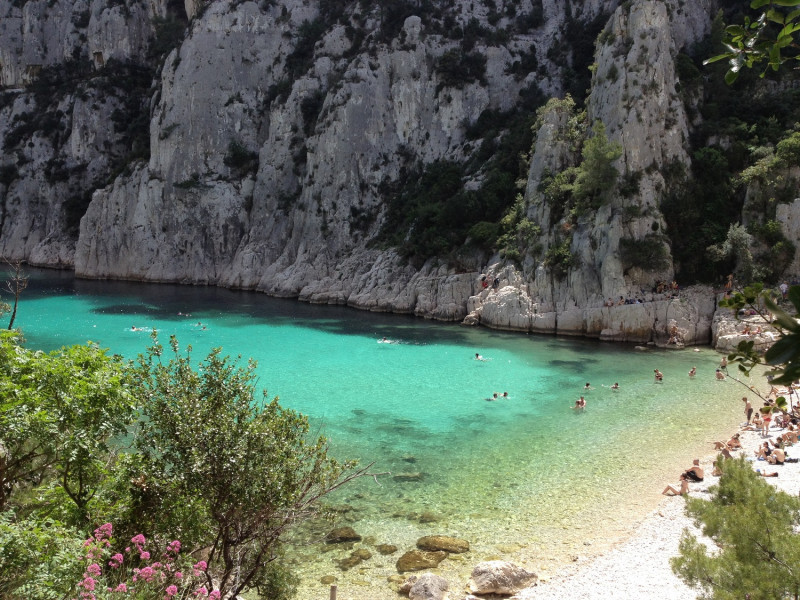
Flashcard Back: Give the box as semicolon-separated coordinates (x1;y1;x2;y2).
688;366;696;377
475;353;486;361
610;382;619;390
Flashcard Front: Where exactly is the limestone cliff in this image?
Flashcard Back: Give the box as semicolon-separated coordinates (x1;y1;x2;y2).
0;0;797;344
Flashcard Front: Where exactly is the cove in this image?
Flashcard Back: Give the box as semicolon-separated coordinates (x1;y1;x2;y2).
16;269;745;598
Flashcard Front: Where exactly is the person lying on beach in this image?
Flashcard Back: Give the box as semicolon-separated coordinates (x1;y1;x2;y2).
662;473;689;496
756;469;779;477
682;459;704;482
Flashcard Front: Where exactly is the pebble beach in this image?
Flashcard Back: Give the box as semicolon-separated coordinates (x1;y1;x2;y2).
515;408;799;600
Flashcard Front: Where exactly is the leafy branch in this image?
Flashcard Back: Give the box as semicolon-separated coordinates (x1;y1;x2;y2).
704;0;800;84
719;283;800;386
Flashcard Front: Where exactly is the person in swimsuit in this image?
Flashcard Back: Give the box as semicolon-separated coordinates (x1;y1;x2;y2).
682;459;704;482
688;366;696;377
762;408;772;436
662;473;689;496
654;369;663;382
743;397;753;424
768;446;786;465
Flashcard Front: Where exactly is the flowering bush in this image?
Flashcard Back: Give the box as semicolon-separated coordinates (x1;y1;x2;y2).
73;523;220;600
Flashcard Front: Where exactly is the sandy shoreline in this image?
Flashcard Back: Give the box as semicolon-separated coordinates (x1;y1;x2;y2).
516;406;799;599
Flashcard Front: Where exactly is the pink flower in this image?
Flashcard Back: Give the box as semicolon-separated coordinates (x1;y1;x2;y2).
194;587;209;597
109;553;124;569
94;523;113;539
174;571;183;579
192;560;207;577
80;576;96;591
140;551;151;560
86;564;102;576
114;583;128;593
125;547;131;553
133;566;155;583
209;591;220;600
131;534;146;547
165;585;178;597
168;540;181;553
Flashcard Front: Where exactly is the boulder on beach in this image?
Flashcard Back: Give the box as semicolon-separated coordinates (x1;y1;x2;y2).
396;550;448;572
325;526;362;544
416;535;470;554
399;573;450;600
467;560;537;595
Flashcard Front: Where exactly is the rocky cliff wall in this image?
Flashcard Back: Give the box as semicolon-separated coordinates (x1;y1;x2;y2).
1;0;796;345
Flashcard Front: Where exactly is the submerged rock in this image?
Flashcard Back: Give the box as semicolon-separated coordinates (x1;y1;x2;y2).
416;535;470;554
376;544;398;555
337;548;372;571
396;550;448;573
393;472;424;482
418;511;441;524
325;527;362;544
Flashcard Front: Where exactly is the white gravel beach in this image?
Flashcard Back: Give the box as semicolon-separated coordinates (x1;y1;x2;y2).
514;410;800;600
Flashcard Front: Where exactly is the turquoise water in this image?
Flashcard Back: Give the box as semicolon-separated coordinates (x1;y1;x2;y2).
13;270;749;597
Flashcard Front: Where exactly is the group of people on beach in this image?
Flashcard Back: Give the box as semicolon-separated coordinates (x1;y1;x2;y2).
662;377;800;494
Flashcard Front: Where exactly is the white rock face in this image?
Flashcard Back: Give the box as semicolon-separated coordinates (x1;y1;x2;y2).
74;0;564;320
777;199;800;277
0;0;161;86
467;0;724;341
5;0;785;343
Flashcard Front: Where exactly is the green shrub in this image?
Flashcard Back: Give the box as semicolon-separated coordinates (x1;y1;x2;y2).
435;49;487;91
619;234;671;271
223;140;259;174
544;236;578;279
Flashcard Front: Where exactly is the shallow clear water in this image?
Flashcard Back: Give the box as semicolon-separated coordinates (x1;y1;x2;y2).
14;270;749;598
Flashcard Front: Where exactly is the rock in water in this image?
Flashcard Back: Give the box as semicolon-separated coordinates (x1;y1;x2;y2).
325;526;362;544
416;535;470;553
396;550;448;573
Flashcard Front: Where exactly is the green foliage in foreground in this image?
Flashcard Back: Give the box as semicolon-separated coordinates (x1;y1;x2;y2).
0;330;366;599
672;457;800;600
704;0;800;84
0;330;135;518
719;282;800;385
